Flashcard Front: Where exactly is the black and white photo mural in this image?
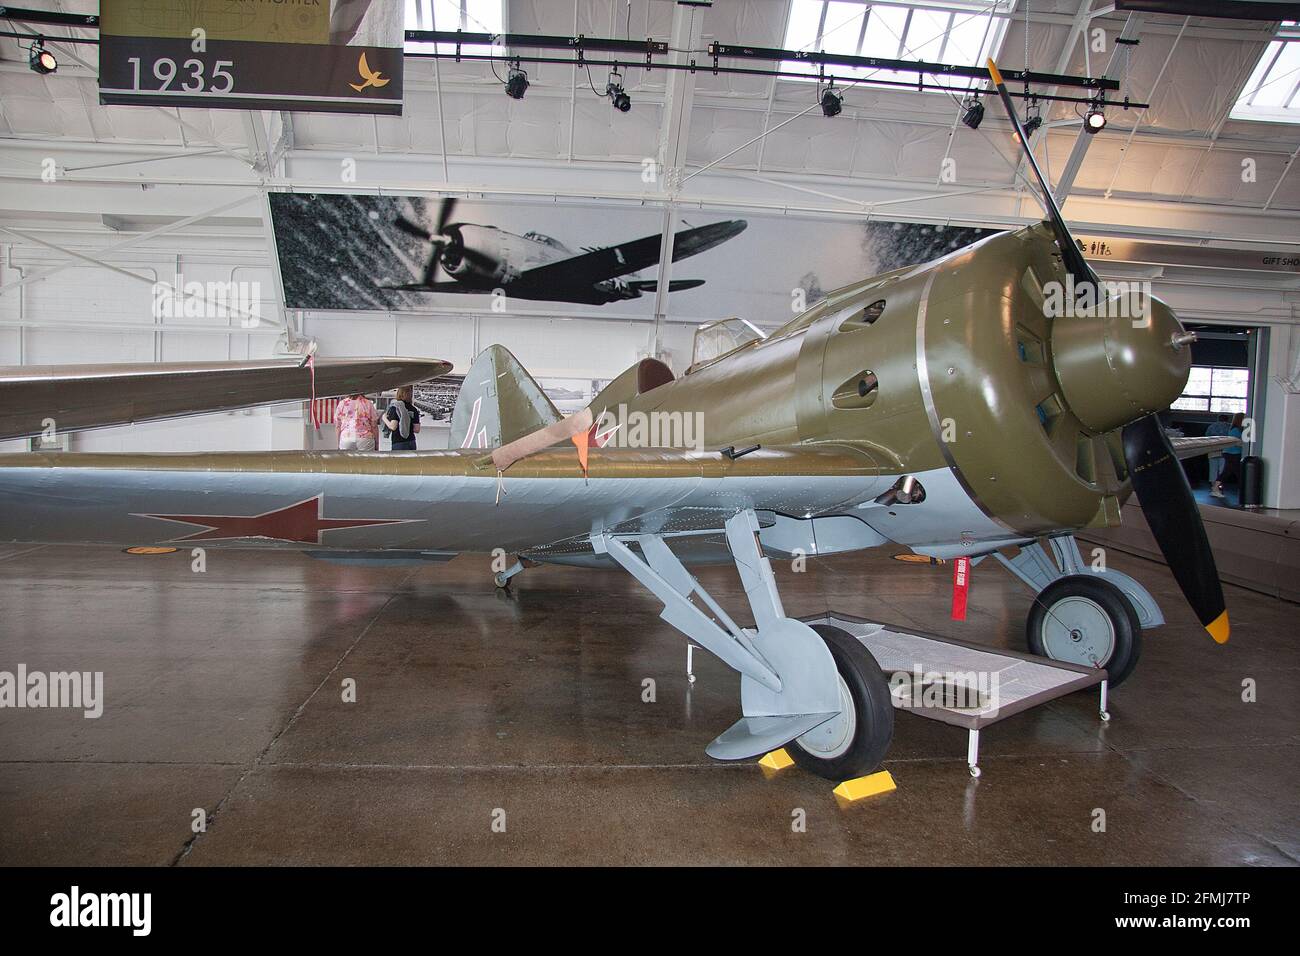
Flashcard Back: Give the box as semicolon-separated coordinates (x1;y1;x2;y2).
269;193;996;325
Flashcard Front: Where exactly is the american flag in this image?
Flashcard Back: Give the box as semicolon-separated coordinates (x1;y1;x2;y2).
309;398;339;426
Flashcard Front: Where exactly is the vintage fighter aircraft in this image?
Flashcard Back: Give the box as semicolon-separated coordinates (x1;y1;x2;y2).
384;198;747;305
0;62;1230;781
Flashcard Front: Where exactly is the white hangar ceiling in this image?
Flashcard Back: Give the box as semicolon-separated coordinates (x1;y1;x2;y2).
1;1;1296;211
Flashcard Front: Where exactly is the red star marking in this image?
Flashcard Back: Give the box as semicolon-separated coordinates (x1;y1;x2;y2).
135;496;417;544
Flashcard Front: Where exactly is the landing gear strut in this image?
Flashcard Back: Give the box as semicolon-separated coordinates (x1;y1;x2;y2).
593;509;893;780
494;558;526;589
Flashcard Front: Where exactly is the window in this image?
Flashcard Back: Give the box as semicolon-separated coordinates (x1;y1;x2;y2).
1172;366;1249;414
1231;21;1300;124
404;0;504;57
781;0;1014;92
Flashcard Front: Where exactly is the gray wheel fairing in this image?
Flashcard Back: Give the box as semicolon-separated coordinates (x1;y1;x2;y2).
740;617;841;718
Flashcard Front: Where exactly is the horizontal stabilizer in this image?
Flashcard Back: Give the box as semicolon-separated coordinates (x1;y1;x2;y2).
627;279;706;293
450;344;562;450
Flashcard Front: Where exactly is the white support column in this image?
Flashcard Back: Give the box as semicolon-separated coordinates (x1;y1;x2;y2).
1262;323;1300;509
647;0;704;360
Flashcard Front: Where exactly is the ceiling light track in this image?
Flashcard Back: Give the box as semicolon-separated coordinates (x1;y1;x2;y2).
0;13;1140;109
406;49;1142;109
706;41;1119;94
405;29;1132;108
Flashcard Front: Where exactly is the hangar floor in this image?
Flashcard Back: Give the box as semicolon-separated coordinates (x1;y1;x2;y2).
1;541;1296;866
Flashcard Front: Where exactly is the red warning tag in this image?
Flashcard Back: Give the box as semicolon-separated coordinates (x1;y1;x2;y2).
951;556;971;621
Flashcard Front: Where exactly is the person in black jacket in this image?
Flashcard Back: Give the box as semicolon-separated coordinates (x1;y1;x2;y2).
383;386;421;451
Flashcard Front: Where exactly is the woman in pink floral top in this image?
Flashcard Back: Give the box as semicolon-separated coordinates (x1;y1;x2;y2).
335;393;380;451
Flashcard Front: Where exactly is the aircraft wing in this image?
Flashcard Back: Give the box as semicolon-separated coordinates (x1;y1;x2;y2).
510;220;748;297
0;443;881;556
1169;435;1241;460
0;357;451;442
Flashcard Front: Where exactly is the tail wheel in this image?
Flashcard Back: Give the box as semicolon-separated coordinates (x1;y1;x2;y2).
785;624;895;781
1026;575;1142;687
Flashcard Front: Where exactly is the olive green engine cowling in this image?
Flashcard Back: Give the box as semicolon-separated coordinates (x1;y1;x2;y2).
610;224;1189;540
1050;292;1192;434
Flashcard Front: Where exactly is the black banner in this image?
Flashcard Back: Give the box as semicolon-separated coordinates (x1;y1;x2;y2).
99;37;404;114
98;0;404;114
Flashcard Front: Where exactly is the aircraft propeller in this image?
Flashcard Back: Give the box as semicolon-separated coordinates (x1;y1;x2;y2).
985;58;1229;643
395;198;459;283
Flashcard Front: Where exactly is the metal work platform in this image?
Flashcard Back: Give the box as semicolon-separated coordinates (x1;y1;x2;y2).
801;612;1109;777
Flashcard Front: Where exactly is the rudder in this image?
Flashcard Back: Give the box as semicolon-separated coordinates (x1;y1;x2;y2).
450;345;562;449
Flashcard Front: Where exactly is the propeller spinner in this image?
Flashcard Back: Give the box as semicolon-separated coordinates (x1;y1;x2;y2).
986;58;1229;644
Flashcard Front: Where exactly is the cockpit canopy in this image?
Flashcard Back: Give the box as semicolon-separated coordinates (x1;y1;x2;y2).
522;231;565;249
688;317;767;374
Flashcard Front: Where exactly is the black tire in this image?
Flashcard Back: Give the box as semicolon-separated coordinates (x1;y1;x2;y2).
1026;575;1142;687
785;624;895;781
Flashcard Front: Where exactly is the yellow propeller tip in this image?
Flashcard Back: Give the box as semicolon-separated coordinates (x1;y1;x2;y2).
1206;610;1230;644
986;58;1003;86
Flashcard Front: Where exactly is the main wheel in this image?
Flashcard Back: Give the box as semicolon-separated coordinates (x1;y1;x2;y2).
1026;575;1142;687
785;624;895;781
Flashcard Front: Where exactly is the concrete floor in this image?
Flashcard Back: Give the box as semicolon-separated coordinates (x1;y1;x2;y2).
0;540;1296;866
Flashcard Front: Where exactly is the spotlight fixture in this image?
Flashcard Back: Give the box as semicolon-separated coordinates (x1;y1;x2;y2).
820;84;843;118
606;71;631;112
1084;102;1107;134
504;62;529;99
29;38;57;75
960;96;984;130
1022;99;1042;137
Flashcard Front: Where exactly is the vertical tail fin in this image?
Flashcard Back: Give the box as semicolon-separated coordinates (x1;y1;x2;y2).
450;345;562;450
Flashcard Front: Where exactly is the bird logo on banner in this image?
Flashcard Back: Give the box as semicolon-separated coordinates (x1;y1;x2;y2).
350;52;390;93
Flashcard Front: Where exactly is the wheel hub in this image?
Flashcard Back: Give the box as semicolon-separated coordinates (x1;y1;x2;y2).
1041;595;1116;666
794;674;856;759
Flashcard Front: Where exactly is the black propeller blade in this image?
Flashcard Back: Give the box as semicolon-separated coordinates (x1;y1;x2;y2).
986;58;1229;645
395;216;433;241
436;197;456;235
1122;416;1230;643
985;59;1097;296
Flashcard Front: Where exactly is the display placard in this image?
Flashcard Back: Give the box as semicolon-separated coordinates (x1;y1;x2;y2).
98;0;404;114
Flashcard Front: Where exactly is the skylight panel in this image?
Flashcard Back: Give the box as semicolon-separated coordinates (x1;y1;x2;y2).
404;0;504;57
780;1;1013;94
1231;22;1300;123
